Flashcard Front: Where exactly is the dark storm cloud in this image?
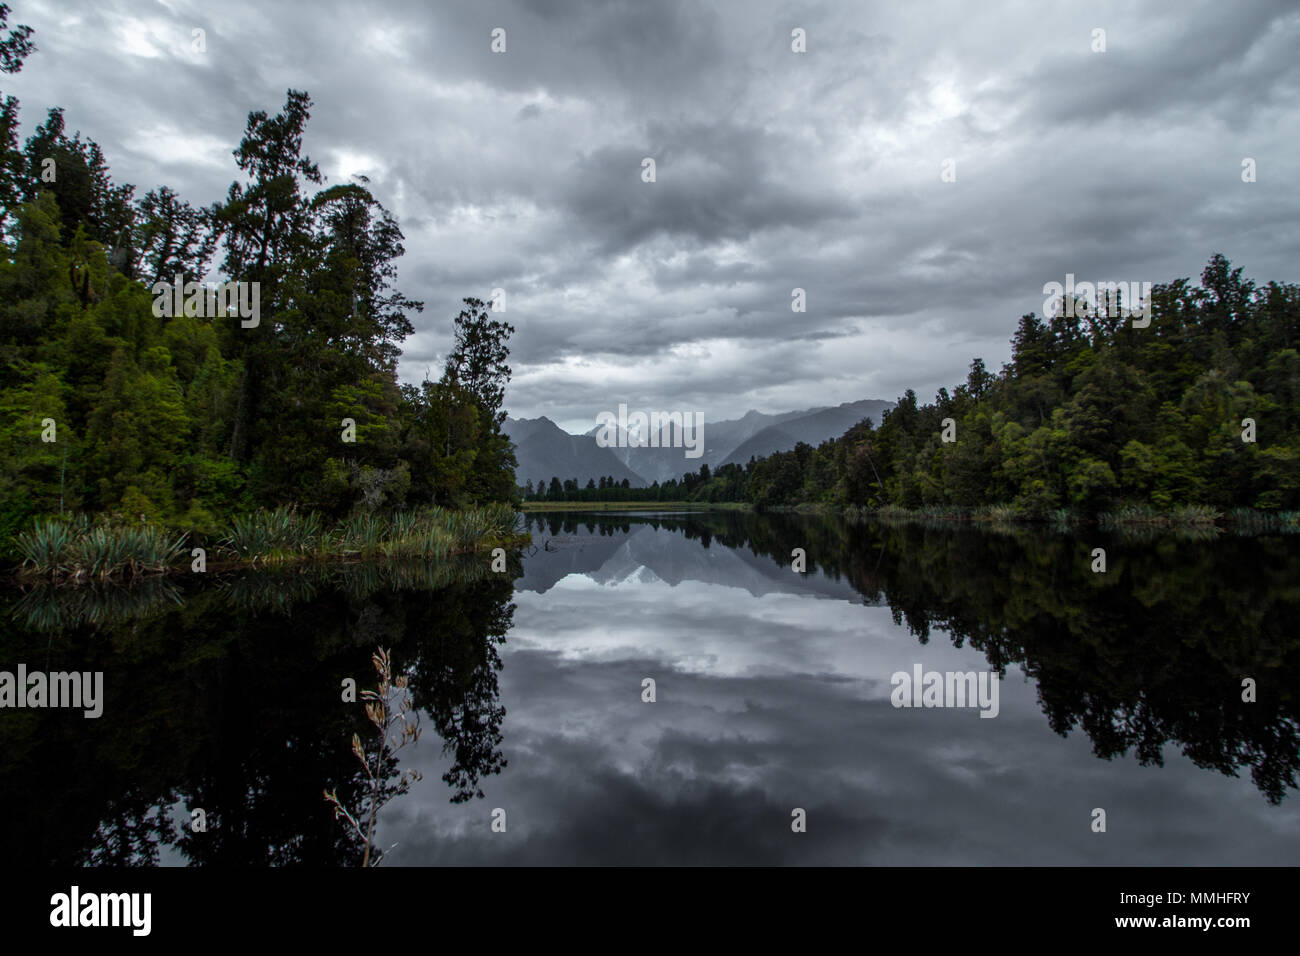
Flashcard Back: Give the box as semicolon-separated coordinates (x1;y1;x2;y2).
1008;0;1300;129
4;0;1297;424
561;119;853;255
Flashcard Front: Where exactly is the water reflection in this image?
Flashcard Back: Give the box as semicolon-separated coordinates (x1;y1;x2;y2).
0;558;515;865
2;512;1298;865
521;512;1300;805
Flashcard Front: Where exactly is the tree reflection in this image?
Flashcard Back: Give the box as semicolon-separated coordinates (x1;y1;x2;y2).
0;558;516;864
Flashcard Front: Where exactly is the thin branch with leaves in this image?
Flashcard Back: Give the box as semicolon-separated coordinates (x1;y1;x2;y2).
324;646;423;866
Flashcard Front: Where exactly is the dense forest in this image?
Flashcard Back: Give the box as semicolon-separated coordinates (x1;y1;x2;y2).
526;255;1300;517
0;7;517;548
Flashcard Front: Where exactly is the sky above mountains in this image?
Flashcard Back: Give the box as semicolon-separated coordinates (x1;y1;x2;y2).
6;0;1298;433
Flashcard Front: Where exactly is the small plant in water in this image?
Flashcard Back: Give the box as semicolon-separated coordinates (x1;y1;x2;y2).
324;647;423;866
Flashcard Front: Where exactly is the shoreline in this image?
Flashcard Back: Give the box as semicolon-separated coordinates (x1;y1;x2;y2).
520;500;747;512
522;500;1300;531
4;504;529;585
7;533;532;585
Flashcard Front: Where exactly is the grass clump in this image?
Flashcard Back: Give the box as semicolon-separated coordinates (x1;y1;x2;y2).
16;515;188;580
8;503;528;584
221;506;324;563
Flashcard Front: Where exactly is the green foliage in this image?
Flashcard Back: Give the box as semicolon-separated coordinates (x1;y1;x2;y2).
12;503;522;579
16;514;187;578
1;73;518;564
839;259;1300;515
213;504;518;565
221;505;325;562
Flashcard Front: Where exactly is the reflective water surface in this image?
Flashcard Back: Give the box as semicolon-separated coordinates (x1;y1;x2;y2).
2;511;1298;865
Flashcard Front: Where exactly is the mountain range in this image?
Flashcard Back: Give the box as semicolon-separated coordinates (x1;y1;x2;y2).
505;399;892;488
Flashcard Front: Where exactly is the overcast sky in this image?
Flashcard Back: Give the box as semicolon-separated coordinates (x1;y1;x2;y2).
5;0;1298;433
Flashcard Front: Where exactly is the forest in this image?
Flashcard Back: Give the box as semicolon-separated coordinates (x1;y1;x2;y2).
0;7;518;560
526;254;1300;519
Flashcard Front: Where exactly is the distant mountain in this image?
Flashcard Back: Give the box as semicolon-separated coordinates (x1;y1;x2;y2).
504;416;647;489
720;400;893;467
583;407;810;483
582;399;893;482
507;399;893;488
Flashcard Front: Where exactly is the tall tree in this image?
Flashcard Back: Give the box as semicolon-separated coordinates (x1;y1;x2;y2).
215;89;321;463
443;297;514;427
307;177;421;372
0;3;36;241
439;297;518;502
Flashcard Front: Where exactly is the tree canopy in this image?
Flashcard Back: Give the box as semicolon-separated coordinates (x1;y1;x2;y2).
1;26;517;544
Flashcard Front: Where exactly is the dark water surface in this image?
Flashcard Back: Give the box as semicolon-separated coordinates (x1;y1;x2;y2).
3;511;1298;865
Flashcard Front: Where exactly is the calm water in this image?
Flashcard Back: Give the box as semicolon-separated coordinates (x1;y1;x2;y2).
3;511;1298;865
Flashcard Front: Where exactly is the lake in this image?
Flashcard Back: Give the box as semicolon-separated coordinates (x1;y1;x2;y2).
3;510;1298;865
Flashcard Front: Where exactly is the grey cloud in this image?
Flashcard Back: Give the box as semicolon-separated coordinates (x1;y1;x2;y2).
3;0;1296;420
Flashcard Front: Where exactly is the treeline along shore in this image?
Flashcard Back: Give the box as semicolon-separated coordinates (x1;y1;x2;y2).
521;255;1299;529
1;11;526;580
